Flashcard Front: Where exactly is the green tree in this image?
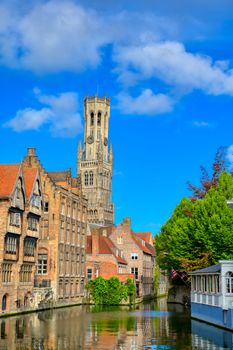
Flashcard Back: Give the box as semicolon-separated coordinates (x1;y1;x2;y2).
86;277;135;305
125;278;136;304
156;172;233;272
86;277;108;304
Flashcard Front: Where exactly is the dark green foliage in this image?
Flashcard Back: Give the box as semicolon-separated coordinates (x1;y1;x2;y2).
156;172;233;271
125;278;136;304
86;277;136;305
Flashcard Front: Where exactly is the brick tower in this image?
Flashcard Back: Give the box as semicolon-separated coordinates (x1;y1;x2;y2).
77;95;114;226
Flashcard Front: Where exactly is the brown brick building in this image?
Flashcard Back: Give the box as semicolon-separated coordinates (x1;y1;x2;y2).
0;163;43;313
86;228;133;282
23;148;88;304
109;218;155;297
86;219;155;297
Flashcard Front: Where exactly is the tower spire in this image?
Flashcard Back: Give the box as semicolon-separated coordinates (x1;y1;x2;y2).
78;95;114;226
77;141;82;176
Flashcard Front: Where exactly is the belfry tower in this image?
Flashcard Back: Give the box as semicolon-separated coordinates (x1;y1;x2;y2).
77;95;114;226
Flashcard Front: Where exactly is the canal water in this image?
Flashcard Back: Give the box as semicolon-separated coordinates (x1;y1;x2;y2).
0;299;232;349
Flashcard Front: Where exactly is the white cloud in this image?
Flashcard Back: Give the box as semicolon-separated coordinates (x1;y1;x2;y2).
226;145;233;168
193;121;210;127
116;89;173;115
4;89;82;137
4;108;52;131
0;1;108;72
114;42;233;95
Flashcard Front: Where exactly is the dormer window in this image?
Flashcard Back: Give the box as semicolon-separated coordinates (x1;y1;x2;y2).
9;211;20;227
32;194;40;208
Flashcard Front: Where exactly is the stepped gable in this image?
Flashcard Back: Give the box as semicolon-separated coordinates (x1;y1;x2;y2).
23;168;38;199
0;164;20;198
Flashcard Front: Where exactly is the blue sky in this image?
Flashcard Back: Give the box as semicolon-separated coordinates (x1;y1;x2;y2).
0;0;233;233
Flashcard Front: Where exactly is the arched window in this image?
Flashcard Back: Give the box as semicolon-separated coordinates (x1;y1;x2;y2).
84;172;89;186
97;112;101;126
89;171;94;186
226;272;233;294
2;294;8;311
90;112;94;126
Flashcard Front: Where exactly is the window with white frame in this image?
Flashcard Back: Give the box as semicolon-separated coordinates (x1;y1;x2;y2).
131;253;138;260
131;267;139;280
226;272;233;294
118;265;124;274
37;254;48;274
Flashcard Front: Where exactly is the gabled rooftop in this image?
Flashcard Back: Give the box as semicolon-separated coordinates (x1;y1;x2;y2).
86;235;127;265
0;164;21;199
23;168;38;199
190;264;221;275
135;232;153;244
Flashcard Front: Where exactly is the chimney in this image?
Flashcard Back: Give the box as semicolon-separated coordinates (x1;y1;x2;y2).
122;217;131;228
92;229;99;256
28;148;36;156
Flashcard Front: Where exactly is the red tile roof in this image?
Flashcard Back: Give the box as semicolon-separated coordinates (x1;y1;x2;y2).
0;164;20;199
23;168;38;199
135;232;152;244
130;230;153;255
86;235;127;265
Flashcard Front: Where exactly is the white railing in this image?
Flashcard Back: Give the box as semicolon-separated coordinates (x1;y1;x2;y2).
191;292;221;307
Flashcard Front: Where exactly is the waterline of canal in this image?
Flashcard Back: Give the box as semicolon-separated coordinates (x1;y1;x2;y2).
0;299;232;349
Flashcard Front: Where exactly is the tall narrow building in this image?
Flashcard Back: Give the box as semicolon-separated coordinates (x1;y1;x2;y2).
77;95;114;226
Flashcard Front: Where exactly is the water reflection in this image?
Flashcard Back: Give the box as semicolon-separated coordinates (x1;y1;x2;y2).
0;301;231;349
192;319;233;349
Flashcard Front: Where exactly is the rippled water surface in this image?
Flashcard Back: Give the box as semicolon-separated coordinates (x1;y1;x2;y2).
0;299;232;349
